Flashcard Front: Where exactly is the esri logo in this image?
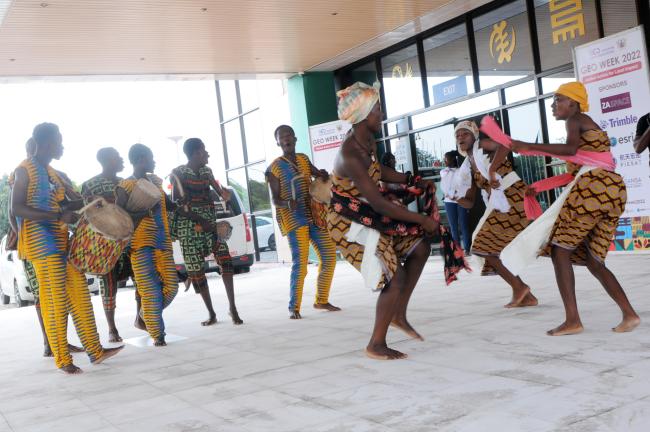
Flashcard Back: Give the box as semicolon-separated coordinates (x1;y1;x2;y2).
600;120;608;130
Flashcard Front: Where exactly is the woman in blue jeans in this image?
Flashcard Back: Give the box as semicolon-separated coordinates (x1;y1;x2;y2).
440;151;472;254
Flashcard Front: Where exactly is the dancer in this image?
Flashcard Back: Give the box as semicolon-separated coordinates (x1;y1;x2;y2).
328;82;438;360
116;144;178;346
8;138;84;357
509;82;640;335
81;147;134;342
170;138;243;326
454;120;538;308
266;125;339;319
12;123;123;373
440;150;472;254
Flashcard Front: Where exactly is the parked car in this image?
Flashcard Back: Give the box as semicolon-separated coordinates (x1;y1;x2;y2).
254;215;276;251
173;186;255;278
0;235;102;306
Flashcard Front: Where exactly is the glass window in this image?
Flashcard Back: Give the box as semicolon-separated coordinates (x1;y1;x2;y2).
238;80;260;112
411;92;500;130
246;162;271;214
423;24;475;105
414;124;456;170
227;167;249;213
345;61;378;87
390;136;414;173
504;80;536;104
382;44;425;118
219;80;239;121
474;0;534;90
224;119;244;169
601;0;638;36
507;102;549;209
534;0;600;70
243;110;264;163
541;68;575;94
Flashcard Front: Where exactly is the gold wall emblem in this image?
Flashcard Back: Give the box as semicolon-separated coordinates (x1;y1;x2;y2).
550;0;585;44
392;62;414;79
489;20;517;64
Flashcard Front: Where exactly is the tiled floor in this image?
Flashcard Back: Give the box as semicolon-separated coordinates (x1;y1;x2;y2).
0;253;648;431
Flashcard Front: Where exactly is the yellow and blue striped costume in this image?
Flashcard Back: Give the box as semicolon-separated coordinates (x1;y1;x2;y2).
266;154;336;312
118;176;177;341
16;158;102;369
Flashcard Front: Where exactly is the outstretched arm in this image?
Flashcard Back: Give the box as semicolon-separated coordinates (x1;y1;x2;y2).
308;160;329;180
634;125;650;154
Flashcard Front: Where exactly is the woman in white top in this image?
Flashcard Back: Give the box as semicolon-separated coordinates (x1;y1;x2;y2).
440;151;471;253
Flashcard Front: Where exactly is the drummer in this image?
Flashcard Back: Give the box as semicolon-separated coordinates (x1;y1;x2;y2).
12;123;123;373
8;138;83;358
170;138;243;326
81;147;135;343
265;125;339;319
116;143;178;346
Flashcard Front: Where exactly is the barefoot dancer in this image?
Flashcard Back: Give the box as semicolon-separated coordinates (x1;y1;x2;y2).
266;126;339;320
170;138;243;326
12;123;123;373
328;82;438;360
7;138;85;357
117;144;178;346
81;147;137;343
508;82;640;335
454;120;538;308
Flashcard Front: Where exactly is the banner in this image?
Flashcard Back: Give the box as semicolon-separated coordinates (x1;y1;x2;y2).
308;120;351;172
574;26;650;251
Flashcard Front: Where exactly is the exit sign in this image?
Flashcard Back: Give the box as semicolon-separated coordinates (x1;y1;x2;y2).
432;76;468;105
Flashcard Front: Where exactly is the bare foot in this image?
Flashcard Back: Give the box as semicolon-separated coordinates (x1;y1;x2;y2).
289;311;302;320
547;322;584;336
134;316;146;331
108;330;123;343
314;303;341;312
202;314;217;326
92;345;124;364
613;316;640;333
154;337;167;346
59;364;83;374
504;285;531;308
229;310;244;325
514;292;539;308
390;319;424;341
43;346;53;357
365;343;408;360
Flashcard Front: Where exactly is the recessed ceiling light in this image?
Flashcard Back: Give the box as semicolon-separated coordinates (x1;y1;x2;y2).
40;2;49;7
255;57;260;60
9;58;15;62
201;7;207;12
331;12;338;16
140;57;146;61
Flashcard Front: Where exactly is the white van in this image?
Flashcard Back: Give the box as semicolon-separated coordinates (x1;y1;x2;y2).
173;186;255;278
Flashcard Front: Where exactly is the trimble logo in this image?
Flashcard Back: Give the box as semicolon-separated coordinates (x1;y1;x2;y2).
600;92;632;114
602;115;638;129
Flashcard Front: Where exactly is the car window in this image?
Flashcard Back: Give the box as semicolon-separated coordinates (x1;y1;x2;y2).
215;187;242;219
256;218;269;226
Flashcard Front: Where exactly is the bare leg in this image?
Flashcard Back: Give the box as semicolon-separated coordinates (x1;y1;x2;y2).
198;286;218;326
547;246;583;336
585;253;640;332
390;240;430;341
35;303;53;357
484;255;533;308
366;266;407;360
222;273;243;325
134;291;146;330
104;309;122;343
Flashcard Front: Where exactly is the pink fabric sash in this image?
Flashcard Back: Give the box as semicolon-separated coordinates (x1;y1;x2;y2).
479;116;616;219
